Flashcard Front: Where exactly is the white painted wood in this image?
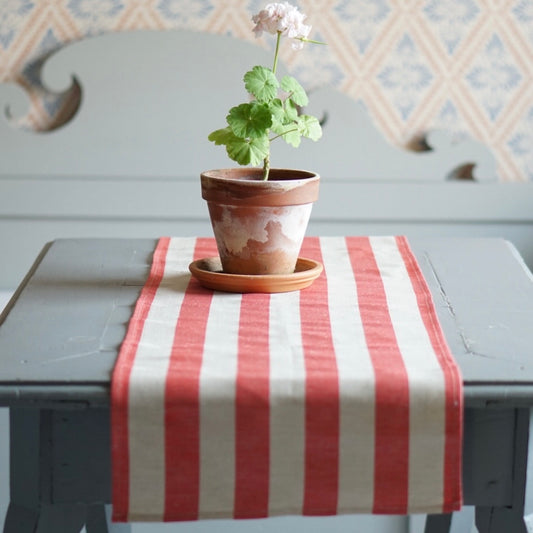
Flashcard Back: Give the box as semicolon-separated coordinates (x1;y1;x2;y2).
409;509;477;532
1;29;526;295
0;30;527;530
0;292;12;311
0;31;498;181
0;291;10;531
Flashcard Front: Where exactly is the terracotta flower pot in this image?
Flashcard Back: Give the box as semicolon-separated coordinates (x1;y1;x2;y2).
201;168;320;275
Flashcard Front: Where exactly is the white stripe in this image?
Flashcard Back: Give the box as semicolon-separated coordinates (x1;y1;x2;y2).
127;237;196;520
268;290;306;515
370;236;446;512
198;291;242;518
320;237;376;513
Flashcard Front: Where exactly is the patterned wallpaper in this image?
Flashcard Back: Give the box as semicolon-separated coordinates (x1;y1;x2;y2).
1;0;532;181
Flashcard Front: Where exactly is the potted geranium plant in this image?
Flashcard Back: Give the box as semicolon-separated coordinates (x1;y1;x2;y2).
201;2;324;280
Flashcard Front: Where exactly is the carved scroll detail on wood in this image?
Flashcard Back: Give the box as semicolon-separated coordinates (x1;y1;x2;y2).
0;55;81;133
0;30;496;181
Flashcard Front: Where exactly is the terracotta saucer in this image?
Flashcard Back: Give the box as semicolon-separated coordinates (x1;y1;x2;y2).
189;257;323;293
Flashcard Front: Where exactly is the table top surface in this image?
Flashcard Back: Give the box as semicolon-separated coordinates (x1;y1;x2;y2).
1;237;533;408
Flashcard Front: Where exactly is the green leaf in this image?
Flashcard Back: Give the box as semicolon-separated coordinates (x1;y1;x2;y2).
227;102;272;139
269;99;286;130
244;66;279;102
209;126;269;166
284;99;299;121
268;119;301;148
208;127;236;145
298;115;322;141
281;127;302;148
281;75;309;106
226;135;270;166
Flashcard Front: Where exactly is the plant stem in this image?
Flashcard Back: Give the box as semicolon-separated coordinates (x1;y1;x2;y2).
300;37;327;45
262;154;270;181
269;128;299;142
272;31;282;74
264;31;282;180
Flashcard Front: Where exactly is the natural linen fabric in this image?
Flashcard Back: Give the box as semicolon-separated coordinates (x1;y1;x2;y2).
111;236;463;522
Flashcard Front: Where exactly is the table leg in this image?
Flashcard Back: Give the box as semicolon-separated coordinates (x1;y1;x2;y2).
4;503;129;533
3;502;87;532
2;407;131;533
424;513;452;533
474;409;533;533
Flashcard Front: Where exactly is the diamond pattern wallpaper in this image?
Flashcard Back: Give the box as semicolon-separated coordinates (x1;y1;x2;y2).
0;0;532;181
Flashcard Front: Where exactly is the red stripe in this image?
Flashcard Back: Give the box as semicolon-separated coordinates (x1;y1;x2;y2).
345;236;410;514
111;237;171;521
234;293;271;518
300;237;340;515
395;236;463;511
163;238;218;520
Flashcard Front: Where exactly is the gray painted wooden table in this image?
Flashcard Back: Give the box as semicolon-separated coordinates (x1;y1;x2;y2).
1;238;533;533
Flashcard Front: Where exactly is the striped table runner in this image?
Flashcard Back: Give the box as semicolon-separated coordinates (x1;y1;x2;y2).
111;236;463;522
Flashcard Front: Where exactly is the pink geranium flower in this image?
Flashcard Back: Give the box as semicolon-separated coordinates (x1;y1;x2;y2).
252;2;311;49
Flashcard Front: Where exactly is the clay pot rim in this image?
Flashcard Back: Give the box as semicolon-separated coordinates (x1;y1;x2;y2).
201;168;320;206
201;168;319;185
